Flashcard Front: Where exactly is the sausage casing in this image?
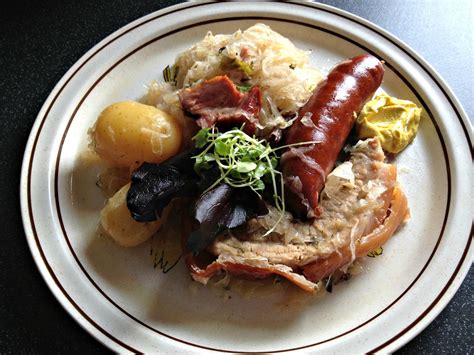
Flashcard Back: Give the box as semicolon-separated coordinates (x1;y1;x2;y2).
281;54;384;218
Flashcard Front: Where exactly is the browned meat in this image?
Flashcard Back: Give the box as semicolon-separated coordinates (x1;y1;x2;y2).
179;75;261;135
282;55;384;218
186;139;409;292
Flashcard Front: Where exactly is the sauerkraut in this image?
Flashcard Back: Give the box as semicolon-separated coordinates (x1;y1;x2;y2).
144;81;198;147
147;23;323;141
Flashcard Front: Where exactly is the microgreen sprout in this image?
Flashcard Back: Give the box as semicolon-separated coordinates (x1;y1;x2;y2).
193;127;320;235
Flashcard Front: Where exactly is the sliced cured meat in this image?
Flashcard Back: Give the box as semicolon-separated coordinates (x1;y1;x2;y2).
187;254;319;293
186;139;410;292
179;75;261;135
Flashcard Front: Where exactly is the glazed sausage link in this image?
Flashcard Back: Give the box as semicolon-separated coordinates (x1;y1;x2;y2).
281;54;384;218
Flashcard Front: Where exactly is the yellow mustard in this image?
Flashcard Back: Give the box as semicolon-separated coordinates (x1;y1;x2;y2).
356;93;422;153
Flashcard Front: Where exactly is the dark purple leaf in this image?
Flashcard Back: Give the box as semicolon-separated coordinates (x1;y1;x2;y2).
127;150;200;222
187;184;268;254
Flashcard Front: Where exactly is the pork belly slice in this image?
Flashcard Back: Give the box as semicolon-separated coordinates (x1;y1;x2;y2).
189;139;409;292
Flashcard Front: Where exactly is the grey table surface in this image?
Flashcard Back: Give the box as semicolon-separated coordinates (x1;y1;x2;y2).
0;0;472;353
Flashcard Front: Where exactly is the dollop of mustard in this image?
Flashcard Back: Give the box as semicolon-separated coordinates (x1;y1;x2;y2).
356;93;422;153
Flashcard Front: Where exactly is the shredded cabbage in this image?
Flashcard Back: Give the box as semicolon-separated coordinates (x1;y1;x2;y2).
144;81;198;147
173;23;323;116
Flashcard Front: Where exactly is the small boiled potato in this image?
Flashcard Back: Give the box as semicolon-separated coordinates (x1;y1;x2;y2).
100;183;161;247
93;101;182;167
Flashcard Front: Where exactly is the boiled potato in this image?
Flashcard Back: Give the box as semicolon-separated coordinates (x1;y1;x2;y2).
93;101;182;167
100;183;161;247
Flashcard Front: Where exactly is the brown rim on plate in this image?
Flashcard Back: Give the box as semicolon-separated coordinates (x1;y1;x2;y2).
24;2;471;352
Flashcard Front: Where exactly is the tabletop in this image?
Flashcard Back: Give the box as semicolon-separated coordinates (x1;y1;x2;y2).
0;0;472;353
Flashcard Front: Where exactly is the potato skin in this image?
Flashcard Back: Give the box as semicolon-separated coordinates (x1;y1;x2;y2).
93;101;182;168
100;183;161;247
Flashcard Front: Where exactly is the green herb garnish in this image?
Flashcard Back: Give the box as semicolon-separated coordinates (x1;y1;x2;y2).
193;127;320;235
163;65;172;82
193;127;280;195
193;127;284;234
237;83;253;93
367;246;383;258
289;63;296;70
163;64;178;84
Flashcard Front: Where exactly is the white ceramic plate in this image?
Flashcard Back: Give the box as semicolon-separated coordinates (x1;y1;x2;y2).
20;2;472;353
